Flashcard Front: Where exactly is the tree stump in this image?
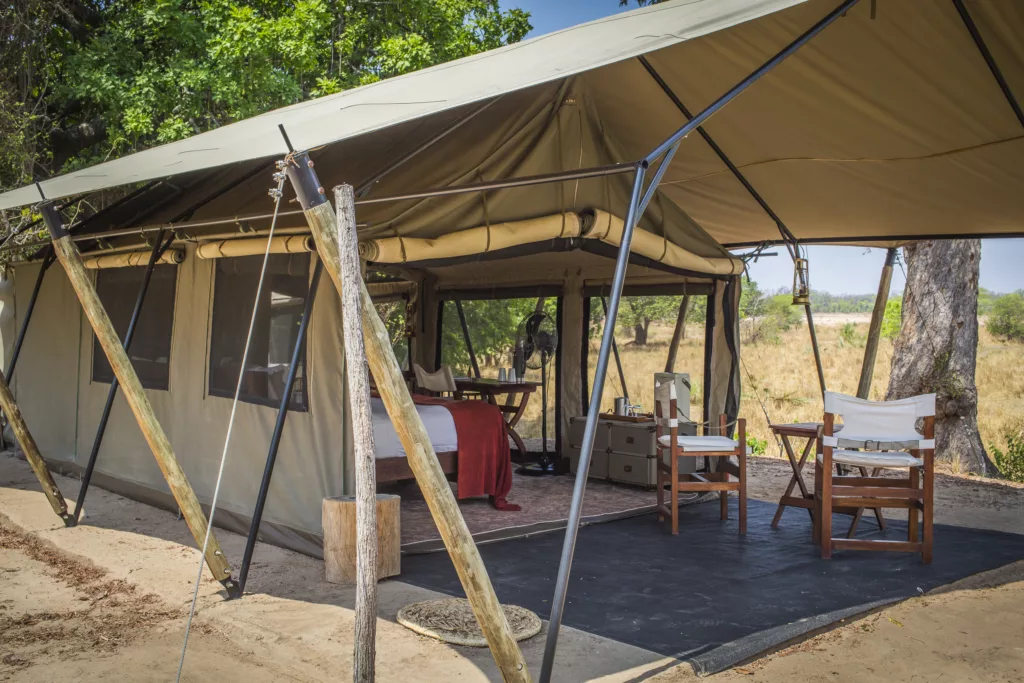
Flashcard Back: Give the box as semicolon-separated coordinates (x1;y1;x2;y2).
323;494;400;584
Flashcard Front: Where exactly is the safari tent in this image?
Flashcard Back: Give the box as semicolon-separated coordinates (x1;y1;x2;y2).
0;0;1022;648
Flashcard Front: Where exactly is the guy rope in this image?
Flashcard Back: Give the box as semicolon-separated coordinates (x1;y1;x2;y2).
175;159;290;680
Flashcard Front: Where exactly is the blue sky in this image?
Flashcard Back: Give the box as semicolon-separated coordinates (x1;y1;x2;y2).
500;0;1024;295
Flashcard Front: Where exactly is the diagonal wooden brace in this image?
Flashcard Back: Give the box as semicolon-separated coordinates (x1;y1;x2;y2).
285;155;531;683
0;371;73;525
39;203;238;595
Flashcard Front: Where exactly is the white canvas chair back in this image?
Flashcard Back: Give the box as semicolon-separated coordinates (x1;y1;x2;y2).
823;392;935;450
413;364;457;394
654;379;677;429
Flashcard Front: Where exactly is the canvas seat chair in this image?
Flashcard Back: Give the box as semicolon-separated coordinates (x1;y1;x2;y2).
413;364;460;398
814;392;936;562
654;379;747;535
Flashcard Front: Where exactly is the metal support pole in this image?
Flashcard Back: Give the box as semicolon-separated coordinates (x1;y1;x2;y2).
540;166;646;682
5;251;54;384
637;56;800;256
952;0;1024;128
454;299;481;378
645;0;861;166
599;296;629;404
237;259;323;594
73;231;176;524
543;4;860;677
857;247;897;399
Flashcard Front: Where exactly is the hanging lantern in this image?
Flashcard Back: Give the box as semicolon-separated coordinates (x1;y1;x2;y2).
792;257;810;305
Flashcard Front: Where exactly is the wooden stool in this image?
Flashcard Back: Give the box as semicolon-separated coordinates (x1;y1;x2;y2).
323;494;401;584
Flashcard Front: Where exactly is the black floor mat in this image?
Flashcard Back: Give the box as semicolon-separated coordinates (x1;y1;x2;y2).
400;498;1024;675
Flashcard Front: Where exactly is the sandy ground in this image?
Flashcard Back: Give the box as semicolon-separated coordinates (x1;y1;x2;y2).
2;453;1024;682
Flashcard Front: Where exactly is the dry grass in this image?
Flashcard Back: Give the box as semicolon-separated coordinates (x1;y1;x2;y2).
498;316;1023;469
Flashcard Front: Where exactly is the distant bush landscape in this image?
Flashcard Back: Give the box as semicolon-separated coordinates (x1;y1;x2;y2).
379;282;1024;479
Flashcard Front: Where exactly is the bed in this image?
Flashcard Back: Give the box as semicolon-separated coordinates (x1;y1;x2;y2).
372;397;460;482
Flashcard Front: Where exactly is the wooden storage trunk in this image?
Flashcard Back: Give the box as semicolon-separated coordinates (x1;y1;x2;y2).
568;446;609;479
567;415;695;488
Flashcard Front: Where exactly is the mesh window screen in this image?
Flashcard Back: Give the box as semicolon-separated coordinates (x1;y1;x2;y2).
92;264;178;390
209;253;310;411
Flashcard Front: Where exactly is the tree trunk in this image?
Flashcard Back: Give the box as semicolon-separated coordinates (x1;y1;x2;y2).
633;321;650;346
886;240;998;475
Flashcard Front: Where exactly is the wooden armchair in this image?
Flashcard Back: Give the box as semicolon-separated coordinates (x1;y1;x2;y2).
654;379;747;535
815;391;936;562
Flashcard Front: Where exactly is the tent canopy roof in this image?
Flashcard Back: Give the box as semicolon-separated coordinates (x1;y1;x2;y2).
4;0;1023;258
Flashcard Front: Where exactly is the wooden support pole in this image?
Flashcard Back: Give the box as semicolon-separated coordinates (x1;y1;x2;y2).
0;371;72;525
600;297;629;403
665;295;690;373
455;299;481;378
336;185;379;683
857;248;897;399
40;203;236;593
287;158;530;683
804;304;826;401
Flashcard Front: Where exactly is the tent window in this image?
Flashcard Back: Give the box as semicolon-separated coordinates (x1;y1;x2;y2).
209;253;310;411
92;264;178;390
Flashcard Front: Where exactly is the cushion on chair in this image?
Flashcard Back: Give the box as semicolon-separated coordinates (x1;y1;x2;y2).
817;450;924;469
658;435;750;453
821;433;934;450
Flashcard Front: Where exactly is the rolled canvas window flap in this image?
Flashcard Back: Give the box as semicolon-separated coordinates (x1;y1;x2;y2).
83;250;184;270
366;280;418;300
358;212;583;263
196;234;315;259
356;209;742;276
585;210;742;276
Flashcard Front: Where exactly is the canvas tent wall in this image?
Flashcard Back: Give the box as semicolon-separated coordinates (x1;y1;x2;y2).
9;246;354;557
6;243;737;555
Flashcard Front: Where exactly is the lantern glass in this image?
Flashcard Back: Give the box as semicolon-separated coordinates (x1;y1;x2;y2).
792;258;810;305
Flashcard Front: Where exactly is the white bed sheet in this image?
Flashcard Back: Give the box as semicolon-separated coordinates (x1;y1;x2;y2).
371;397;458;459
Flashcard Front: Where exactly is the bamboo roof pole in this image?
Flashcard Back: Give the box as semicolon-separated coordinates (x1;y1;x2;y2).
285;154;530;683
336;185;379;682
39;203;237;593
857;248;898;399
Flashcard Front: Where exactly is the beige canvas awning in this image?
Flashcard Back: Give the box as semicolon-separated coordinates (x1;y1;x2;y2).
2;0;1021;259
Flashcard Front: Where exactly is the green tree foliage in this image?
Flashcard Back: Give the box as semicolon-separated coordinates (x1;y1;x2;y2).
1;0;531;226
977;287;1000;315
881;295;902;340
743;288;802;345
988;291;1024;343
616;296;680;345
990;420;1024;483
59;0;530;161
809;290;876;313
440;298;556;375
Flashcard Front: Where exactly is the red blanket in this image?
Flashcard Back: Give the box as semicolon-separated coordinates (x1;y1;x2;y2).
411;395;519;511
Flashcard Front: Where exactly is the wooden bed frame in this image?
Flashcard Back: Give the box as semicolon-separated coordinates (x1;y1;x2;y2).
376;451;459;484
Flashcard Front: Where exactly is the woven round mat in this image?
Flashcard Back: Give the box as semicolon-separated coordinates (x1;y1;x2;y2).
397;598;542;647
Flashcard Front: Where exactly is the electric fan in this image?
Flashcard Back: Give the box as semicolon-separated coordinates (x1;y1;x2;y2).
513;311;558;475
